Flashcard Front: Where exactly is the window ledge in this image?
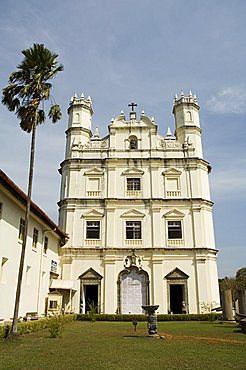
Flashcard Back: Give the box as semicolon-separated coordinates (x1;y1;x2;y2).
85;239;101;246
166;191;181;197
168;239;184;247
125;239;143;246
87;191;101;197
126;190;142;197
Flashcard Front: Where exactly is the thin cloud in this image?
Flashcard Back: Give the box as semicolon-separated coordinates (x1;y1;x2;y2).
206;86;246;114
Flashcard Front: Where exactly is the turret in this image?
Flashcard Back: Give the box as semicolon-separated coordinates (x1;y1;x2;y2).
173;91;203;157
65;93;93;159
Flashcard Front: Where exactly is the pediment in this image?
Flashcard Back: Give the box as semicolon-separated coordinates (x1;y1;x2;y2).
162;167;182;176
84;167;104;176
121;209;146;218
81;209;104;218
122;167;144;176
163;209;185;218
165;267;189;280
79;268;103;280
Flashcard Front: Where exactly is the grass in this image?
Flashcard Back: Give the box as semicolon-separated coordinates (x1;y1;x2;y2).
0;321;245;370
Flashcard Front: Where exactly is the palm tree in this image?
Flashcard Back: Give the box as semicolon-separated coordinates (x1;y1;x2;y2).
2;43;63;335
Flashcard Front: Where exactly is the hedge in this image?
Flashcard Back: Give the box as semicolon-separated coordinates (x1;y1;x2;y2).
76;313;221;322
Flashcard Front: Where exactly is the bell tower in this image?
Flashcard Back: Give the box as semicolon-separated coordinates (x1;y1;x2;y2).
173;91;203;158
65;93;93;159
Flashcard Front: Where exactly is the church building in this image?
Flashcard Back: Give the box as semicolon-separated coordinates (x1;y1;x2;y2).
58;92;220;315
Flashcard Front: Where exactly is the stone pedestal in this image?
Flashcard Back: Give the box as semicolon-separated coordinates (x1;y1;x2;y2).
238;290;246;315
221;289;234;321
142;305;159;337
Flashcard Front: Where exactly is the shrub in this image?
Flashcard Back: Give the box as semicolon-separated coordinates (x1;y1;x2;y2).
48;315;64;338
0;325;10;339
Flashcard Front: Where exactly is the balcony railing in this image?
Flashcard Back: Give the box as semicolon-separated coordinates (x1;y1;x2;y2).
87;191;101;197
166;190;181;197
85;239;102;246
168;239;184;247
126;190;142;198
125;239;143;246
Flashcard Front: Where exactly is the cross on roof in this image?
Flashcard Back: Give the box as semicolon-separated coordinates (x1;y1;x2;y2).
128;102;137;112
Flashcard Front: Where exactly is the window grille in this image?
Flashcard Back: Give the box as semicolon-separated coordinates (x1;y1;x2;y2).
168;221;182;239
126;221;141;239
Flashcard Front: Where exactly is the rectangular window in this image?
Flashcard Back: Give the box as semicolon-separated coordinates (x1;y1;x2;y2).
168;221;182;239
0;257;8;283
127;178;141;191
18;218;25;241
32;228;39;248
86;221;100;239
126;221;141;239
88;178;100;191
49;300;58;309
44;236;48;254
166;178;179;191
26;265;31;285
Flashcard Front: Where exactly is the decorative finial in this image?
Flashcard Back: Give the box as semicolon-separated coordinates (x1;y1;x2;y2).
151;117;155;122
174;94;178;101
70;96;73;103
87;95;92;102
193;94;197;101
120;110;124;116
165;127;175;140
180;90;184;97
81;93;84;99
111;117;114;123
141;110;145;115
94;127;99;138
189;90;193;97
74;93;77;98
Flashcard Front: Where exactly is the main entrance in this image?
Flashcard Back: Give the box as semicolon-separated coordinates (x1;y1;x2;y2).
119;268;149;314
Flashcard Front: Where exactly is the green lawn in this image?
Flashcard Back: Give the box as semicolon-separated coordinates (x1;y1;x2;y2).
0;321;245;370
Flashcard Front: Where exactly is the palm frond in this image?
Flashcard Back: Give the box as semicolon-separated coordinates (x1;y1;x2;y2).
2;43;63;131
48;104;62;123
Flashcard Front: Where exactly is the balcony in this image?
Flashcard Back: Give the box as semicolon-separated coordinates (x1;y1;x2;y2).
85;239;102;247
87;191;101;197
126;190;142;198
167;239;184;247
125;239;143;246
166;190;181;197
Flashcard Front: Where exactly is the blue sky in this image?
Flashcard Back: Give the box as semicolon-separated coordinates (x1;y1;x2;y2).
0;0;245;277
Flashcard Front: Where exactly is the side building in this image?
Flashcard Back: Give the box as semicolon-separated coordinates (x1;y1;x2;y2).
58;92;220;315
0;170;67;321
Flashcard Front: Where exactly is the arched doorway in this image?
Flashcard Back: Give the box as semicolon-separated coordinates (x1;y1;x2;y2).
118;268;149;314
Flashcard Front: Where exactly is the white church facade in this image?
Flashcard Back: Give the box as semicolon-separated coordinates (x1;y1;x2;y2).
58;92;220;315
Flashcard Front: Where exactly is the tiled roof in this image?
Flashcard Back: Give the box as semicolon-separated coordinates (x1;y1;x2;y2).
0;169;67;242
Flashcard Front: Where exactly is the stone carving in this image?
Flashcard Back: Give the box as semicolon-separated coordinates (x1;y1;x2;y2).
124;250;142;270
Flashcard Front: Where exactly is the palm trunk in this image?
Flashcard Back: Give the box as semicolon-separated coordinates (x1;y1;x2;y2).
11;121;37;335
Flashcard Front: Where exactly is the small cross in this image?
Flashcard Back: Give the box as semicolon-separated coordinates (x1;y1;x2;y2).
128;102;137;112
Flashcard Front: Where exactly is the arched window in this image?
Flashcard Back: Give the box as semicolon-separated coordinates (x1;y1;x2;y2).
74;112;80;123
186;111;192;121
129;135;138;149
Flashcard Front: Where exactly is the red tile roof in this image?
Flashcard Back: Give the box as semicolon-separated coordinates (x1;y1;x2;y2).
0;169;68;242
